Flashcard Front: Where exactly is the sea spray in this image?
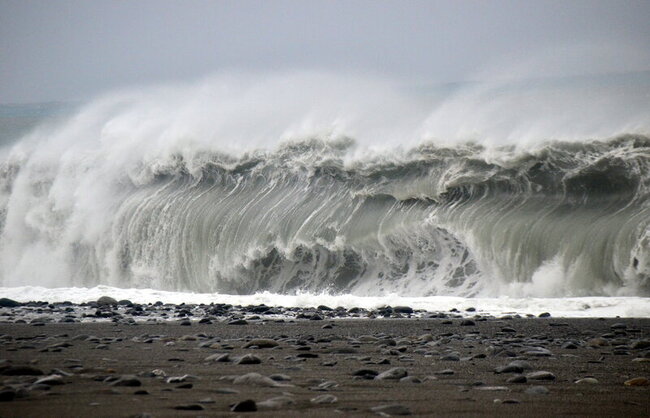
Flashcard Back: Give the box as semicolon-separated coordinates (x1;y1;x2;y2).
0;73;648;297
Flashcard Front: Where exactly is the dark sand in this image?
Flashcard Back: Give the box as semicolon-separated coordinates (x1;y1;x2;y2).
1;316;649;417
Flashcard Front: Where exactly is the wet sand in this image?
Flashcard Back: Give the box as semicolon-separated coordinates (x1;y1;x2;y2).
0;311;649;417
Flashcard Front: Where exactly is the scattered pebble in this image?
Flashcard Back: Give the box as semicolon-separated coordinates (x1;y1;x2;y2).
110;375;141;387
575;377;599;384
235;354;262;365
624;377;649;386
311;394;338;404
231;399;257;412
375;367;408;380
370;404;412;415
174;404;204;411
526;371;556;381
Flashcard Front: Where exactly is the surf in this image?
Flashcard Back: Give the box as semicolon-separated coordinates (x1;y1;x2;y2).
0;72;648;298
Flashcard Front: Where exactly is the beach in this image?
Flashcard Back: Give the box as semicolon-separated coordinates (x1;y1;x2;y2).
0;302;648;417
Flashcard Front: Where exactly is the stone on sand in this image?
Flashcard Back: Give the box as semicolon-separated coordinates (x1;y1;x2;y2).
623;377;649;386
235;354;262;364
243;339;279;348
375;367;408;380
0;298;20;307
311;394;338;404
526;371;556;381
232;372;291;387
371;404;412;415
97;296;118;306
231;399;257;412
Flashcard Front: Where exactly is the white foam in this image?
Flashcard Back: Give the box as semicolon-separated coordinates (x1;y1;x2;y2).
1;285;648;318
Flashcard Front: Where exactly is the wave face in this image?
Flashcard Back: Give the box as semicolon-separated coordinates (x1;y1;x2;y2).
0;74;649;297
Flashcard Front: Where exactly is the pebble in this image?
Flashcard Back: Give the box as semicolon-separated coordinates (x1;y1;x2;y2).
232;372;289;387
561;341;579;349
475;386;509;391
235;354;262;365
508;360;531;370
587;337;609;347
375;367;408;380
257;396;295;409
311;394;338;404
575;377;599;384
0;298;20;307
34;375;65;386
370;404;412;415
0;366;44;376
494;398;520;404
526;371;556;381
353;369;379;379
631;340;650;349
495;364;523;374
623;377;649;386
312;380;338;391
174;404;204;411
243;339;279;348
0;389;16;402
205;353;230;362
524;347;553;357
506;375;527;384
96;296;118;307
150;369;166;377
166;375;196;384
110;375;142;387
231;399;257;412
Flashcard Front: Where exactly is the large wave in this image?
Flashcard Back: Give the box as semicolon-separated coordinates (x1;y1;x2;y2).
0;73;648;297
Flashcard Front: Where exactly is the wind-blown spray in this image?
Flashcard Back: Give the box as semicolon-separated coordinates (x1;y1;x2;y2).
0;72;648;297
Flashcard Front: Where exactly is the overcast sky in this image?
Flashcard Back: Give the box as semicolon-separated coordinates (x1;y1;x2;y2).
1;0;649;103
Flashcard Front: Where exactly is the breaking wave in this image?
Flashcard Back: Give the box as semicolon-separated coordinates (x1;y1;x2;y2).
0;73;648;297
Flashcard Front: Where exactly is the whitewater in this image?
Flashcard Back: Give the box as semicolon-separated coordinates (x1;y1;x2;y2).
0;72;649;317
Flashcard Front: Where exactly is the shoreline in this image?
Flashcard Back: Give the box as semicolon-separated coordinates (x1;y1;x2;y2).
0;304;648;416
2;286;650;319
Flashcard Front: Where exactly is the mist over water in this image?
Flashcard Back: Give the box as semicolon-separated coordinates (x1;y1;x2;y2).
0;72;649;300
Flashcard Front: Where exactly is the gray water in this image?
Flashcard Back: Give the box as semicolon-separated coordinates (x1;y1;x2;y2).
0;73;648;297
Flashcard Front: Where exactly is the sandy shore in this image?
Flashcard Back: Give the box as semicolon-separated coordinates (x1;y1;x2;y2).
1;311;649;417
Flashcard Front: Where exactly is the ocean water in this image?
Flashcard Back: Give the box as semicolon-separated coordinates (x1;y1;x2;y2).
0;72;648;317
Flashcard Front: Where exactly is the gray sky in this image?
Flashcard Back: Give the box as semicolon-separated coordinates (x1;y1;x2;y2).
1;0;649;103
